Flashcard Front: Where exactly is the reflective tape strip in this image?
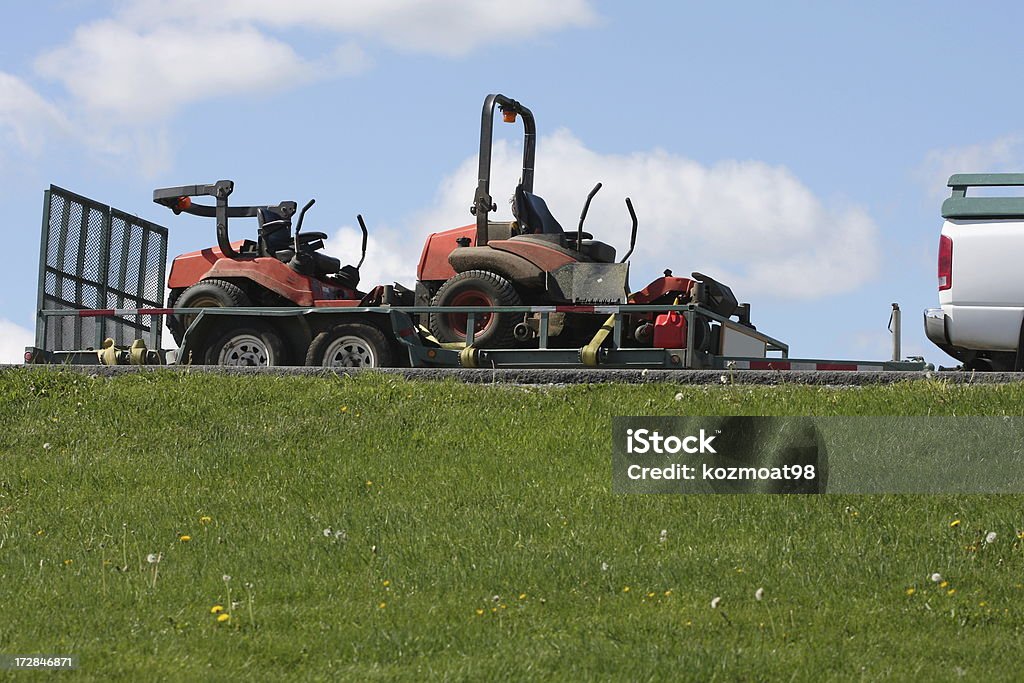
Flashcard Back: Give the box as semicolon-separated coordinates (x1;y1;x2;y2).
78;308;172;317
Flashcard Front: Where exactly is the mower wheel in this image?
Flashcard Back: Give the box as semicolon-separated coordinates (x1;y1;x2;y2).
306;323;393;368
203;321;288;366
429;270;522;348
170;279;251;346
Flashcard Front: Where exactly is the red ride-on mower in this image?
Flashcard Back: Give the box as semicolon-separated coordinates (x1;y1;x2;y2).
154;180;408;366
416;94;752;350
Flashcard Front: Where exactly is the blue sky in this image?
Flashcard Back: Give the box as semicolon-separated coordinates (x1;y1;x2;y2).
2;0;1023;364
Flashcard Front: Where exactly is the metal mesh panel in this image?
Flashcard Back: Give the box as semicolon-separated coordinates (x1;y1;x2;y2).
36;186;168;351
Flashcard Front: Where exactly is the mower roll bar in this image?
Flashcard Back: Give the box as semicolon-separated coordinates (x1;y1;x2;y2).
153;180;295;260
473;94;536;246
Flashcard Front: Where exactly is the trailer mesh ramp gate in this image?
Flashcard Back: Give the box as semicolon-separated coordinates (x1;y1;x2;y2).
35;185;168;353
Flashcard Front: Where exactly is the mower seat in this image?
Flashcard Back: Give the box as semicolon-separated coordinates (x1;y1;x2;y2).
579;240;617;264
514;186;564;236
257;207;293;256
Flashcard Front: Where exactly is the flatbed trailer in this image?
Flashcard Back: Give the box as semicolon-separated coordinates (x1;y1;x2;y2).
25;302;927;372
23;184;928;372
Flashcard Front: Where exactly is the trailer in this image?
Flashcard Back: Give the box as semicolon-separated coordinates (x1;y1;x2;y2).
23;184;926;372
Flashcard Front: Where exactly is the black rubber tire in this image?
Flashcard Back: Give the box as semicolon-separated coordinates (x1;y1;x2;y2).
428;270;522;348
170;279;251;346
203;320;288;366
305;323;393;368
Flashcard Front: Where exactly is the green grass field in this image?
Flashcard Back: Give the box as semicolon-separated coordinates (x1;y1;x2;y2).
2;369;1024;680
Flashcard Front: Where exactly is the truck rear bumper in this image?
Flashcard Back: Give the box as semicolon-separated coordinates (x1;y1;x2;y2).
923;307;950;348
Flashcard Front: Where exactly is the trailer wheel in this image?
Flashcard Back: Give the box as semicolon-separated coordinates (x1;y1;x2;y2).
203;321;288;366
306;323;392;368
170;279;251;346
428;270;522;348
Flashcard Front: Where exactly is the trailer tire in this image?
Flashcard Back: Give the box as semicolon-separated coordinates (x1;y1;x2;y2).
428;270;522;348
170;279;251;346
203;320;288;366
306;323;393;368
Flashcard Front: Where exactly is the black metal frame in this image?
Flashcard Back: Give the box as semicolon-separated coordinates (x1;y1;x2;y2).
153;180;296;260
473;94;536;246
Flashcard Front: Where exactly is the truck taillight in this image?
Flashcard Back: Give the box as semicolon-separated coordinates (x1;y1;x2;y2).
938;234;952;291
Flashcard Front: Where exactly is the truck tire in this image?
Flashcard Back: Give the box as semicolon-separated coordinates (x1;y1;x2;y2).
306;323;393;368
203;320;288;366
428;270;522;348
169;279;251;346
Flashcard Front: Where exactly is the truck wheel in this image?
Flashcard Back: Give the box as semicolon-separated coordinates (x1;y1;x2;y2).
170;279;250;346
203;321;288;366
306;323;392;368
428;270;522;348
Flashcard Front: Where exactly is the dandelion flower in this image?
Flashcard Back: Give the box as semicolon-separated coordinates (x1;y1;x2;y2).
179;535;191;542
199;516;212;524
622;586;630;593
378;602;386;609
664;590;672;597
323;528;332;537
519;593;526;600
217;613;230;623
940;580;949;588
222;574;231;582
647;592;656;598
905;588;916;596
383;580;391;587
930;573;942;583
366;480;373;486
146;553;160;564
947;588;957;596
341;406;348;413
950;519;961;528
475;609;484;616
710;596;721;609
43;443;52;450
211;605;224;614
985;531;998;544
63;559;73;566
755;587;764;601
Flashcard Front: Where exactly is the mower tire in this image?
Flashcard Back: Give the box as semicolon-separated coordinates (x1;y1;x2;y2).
429;270;522;348
306;323;393;368
169;279;250;346
203;320;288;366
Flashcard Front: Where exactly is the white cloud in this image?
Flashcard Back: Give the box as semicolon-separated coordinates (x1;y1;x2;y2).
33;1;594;123
394;130;880;300
118;0;598;57
918;135;1024;196
0;318;34;364
0;72;73;161
34;22;351;122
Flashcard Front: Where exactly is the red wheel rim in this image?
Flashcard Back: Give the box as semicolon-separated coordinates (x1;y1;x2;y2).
446;290;494;337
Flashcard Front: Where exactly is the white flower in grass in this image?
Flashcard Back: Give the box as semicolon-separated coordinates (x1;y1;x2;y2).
322;528;332;537
222;574;231;582
146;553;161;564
930;573;942;583
334;529;348;541
710;596;721;609
674;392;683;401
719;375;728;384
755;587;764;601
659;529;668;544
43;443;52;450
985;531;997;544
601;562;609;572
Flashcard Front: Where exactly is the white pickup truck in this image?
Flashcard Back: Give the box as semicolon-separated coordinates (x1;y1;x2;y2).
924;174;1024;370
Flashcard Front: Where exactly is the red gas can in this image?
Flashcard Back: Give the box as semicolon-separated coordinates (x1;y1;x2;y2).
653;311;688;348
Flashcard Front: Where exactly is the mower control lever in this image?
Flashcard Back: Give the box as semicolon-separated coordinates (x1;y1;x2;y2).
293;198;316;254
577;182;602;252
356;215;369;269
620;198;638;263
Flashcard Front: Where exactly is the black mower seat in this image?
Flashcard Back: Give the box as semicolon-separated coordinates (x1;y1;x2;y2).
515;186;564;236
578;240;616;264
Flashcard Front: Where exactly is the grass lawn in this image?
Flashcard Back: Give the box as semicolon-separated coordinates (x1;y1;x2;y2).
1;369;1023;680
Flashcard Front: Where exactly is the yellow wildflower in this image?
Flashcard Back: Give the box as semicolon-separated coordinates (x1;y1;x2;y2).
905;588;916;596
179;535;191;542
211;605;224;614
217;613;230;623
950;519;961;528
199;516;212;524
